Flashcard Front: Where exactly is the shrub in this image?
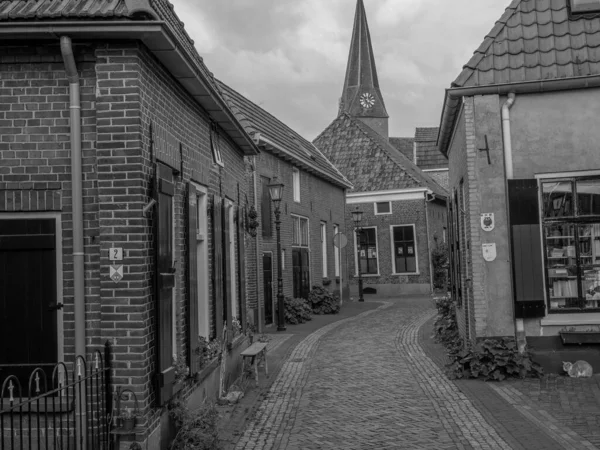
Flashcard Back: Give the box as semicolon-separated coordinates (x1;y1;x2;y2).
308;286;340;315
284;297;312;324
447;338;543;381
433;294;461;354
169;400;221;450
431;242;449;291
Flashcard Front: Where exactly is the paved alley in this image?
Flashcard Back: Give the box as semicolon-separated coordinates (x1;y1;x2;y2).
232;297;600;450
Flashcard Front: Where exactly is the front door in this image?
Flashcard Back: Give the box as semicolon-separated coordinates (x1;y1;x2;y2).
0;218;58;394
263;253;273;325
292;248;310;299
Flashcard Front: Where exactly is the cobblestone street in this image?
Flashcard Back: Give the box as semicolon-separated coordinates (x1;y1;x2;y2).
232;297;600;450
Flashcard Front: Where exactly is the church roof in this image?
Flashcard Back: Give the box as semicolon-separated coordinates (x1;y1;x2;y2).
415;127;439;142
217;80;353;189
389;137;414;161
339;0;388;120
313;114;446;196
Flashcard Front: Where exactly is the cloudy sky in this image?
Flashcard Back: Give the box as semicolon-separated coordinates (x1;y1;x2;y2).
172;0;508;140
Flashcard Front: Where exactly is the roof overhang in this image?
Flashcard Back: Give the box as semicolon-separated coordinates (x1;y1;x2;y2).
0;21;259;155
437;74;600;157
257;135;353;190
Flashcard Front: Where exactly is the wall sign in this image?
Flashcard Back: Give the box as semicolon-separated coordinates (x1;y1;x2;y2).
109;247;123;261
482;243;497;262
110;265;124;283
481;213;495;232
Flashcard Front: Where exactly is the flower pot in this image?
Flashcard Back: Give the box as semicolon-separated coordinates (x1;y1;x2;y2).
121;417;135;431
559;331;600;345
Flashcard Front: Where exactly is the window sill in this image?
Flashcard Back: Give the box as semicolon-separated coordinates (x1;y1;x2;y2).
354;273;380;278
391;272;420;276
541;313;600;326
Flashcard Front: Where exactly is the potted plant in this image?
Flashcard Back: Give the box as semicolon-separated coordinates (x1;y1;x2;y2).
246;206;259;237
120;407;137;431
559;326;600;345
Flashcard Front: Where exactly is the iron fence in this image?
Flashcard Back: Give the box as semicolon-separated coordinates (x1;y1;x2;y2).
0;342;113;450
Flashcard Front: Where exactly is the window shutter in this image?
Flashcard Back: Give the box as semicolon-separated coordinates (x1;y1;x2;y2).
508;179;546;318
212;195;223;340
187;183;199;375
155;167;175;406
237;206;247;333
223;201;232;344
261;178;272;237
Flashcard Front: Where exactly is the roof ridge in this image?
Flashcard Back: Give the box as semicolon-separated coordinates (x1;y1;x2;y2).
347;116;446;195
453;0;523;87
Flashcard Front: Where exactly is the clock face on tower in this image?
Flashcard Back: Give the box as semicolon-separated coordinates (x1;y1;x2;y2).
359;92;375;109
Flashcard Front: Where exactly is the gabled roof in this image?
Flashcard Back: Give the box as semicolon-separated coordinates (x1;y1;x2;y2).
0;0;259;156
217;81;352;190
389;137;414;161
314;114;447;197
415;127;439;142
438;0;600;155
339;0;388;120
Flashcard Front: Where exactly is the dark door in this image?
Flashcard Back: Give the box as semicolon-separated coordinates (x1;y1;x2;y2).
292;248;310;300
0;218;58;394
263;253;273;325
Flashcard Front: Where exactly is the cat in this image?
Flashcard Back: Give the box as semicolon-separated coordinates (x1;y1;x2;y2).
562;360;594;378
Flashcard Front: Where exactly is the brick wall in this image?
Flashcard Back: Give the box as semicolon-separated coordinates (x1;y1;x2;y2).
246;150;347;328
345;198;432;289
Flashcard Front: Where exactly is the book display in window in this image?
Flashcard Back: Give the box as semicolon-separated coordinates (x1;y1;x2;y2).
545;224;579;309
579;224;600;308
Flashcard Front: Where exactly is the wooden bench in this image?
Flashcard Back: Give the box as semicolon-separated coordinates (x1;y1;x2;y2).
240;342;268;386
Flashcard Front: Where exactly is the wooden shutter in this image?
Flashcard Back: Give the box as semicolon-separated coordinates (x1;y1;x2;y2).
212;195;223;340
187;183;199;375
237;206;247;333
155;166;175;406
261;177;272;237
223;201;232;344
508;179;546;318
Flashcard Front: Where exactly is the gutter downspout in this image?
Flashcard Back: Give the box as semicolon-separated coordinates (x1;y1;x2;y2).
252;156;263;333
60;36;85;358
501;93;525;352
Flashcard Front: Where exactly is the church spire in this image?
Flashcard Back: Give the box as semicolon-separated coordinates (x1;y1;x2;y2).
340;0;389;138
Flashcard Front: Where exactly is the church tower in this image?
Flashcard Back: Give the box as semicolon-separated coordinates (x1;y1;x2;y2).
339;0;389;139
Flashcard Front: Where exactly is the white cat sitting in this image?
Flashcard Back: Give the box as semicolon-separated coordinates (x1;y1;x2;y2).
562;360;593;378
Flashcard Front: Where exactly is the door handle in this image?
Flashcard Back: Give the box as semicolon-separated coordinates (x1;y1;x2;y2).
48;302;64;311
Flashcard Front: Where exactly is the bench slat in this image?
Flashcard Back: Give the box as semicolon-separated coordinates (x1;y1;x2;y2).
241;342;268;357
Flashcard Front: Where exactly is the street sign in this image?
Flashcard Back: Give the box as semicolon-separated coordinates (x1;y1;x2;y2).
333;232;348;249
109;247;123;261
110;265;123;283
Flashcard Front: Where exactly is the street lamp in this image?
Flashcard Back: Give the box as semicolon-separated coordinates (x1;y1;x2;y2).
268;177;286;331
351;207;364;302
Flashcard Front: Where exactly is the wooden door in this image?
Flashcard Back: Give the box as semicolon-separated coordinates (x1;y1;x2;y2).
0;218;58;394
292;248;310;300
263;253;273;325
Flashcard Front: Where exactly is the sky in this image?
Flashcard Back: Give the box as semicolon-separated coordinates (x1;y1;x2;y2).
171;0;509;140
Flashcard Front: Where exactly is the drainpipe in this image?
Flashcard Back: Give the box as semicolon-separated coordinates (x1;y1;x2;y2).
60;36;85;358
501;93;525;352
252;156;263;333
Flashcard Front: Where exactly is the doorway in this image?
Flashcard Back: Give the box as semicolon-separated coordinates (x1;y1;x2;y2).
263;252;274;325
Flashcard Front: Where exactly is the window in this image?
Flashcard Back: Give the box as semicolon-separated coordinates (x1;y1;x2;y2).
293;167;300;203
261;177;272;237
292;215;309;247
227;201;237;320
321;222;328;277
570;0;600;13
333;224;340;277
542;176;600;311
356;227;378;275
210;126;224;167
392;225;418;274
375;201;391;215
195;186;210;339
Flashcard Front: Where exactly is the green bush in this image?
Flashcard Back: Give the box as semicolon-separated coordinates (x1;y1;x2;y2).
433;294;461;354
284;296;312;324
309;286;340;315
447;338;543;381
169;400;221;450
431;242;449;291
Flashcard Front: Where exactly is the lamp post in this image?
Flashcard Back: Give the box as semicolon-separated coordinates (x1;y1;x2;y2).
351;208;364;302
268;177;286;331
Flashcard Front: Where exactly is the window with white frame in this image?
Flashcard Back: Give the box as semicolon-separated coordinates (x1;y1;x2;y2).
210;126;224;167
375;201;391;215
392;225;418;274
292;215;309;247
293;167;300;203
196;186;210;338
321;222;328;277
333;224;340;277
227;201;237;320
356;227;378;275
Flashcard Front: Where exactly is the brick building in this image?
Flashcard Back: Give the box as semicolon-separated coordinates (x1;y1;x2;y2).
438;0;600;371
0;1;260;448
218;81;353;330
314;0;447;297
